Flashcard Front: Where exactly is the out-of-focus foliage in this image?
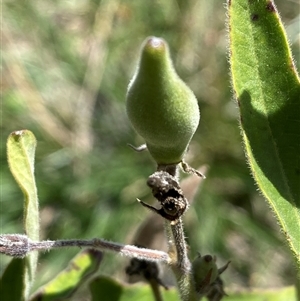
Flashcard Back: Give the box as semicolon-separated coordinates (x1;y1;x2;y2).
31;249;103;301
90;276;297;301
2;0;299;297
90;276;181;301
0;258;24;301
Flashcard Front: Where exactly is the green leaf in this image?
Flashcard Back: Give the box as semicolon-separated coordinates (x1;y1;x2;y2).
0;259;24;301
7;130;40;299
89;276;181;301
228;0;300;268
222;286;297;301
30;249;103;301
90;276;123;301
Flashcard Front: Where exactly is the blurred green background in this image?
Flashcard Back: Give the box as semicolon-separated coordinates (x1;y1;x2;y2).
1;0;299;296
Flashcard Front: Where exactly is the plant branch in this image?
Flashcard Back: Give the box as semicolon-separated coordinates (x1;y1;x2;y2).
166;219;197;301
145;167;191;272
149;278;165;301
141;165;198;301
170;218;191;273
0;234;171;264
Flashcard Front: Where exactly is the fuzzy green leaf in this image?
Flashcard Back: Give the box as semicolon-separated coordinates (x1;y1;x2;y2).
30;249;103;301
7;130;39;299
228;0;300;268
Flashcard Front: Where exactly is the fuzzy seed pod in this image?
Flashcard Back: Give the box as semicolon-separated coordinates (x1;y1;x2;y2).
126;37;200;165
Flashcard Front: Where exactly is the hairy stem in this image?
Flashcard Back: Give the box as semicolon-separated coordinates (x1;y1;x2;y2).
0;234;170;264
167;219;198;301
155;164;198;301
170;219;191;272
157;164;191;271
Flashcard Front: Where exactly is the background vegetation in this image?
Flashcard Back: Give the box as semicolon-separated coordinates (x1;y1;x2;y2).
2;0;299;297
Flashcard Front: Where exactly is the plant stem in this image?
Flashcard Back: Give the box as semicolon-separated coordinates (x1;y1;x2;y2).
164;219;198;301
170;219;191;272
0;234;170;264
157;164;179;179
149;279;165;301
155;164;198;301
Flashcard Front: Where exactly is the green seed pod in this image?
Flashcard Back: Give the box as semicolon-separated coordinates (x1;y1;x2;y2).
192;254;218;293
126;37;200;165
